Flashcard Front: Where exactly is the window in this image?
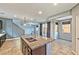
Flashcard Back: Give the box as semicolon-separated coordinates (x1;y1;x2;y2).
42;23;47;37
62;21;70;33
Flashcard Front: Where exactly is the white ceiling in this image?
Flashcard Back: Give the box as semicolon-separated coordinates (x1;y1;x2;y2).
0;3;77;22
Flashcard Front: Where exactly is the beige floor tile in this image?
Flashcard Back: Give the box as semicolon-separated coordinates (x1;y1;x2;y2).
0;39;73;55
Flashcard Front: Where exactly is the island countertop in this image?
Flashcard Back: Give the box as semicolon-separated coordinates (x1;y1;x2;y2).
21;35;53;50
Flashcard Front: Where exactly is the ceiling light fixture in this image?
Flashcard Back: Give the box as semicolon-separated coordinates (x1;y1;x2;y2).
38;11;42;15
23;23;27;26
53;3;58;6
14;15;16;17
30;18;33;20
23;16;27;26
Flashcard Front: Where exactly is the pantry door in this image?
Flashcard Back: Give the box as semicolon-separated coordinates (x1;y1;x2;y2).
76;15;79;54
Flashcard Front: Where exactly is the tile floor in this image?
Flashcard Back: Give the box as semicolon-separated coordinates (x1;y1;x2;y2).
0;39;22;55
52;39;73;55
0;39;74;55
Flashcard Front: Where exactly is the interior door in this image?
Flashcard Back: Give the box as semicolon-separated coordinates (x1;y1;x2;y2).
76;15;79;54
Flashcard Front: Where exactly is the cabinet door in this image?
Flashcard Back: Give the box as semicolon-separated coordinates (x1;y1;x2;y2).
0;20;2;29
76;15;79;54
21;39;26;55
0;39;1;47
21;39;30;55
26;45;32;55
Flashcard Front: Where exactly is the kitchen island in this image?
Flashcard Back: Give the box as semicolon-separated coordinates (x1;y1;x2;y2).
21;35;53;55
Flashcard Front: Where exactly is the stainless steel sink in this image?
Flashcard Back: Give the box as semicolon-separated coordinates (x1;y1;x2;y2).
25;37;37;42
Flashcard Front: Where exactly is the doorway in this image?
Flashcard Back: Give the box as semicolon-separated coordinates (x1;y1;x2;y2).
54;22;58;39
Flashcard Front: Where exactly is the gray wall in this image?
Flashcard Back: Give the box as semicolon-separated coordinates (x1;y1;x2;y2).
61;33;72;41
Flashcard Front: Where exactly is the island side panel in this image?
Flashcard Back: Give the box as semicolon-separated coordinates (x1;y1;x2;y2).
32;45;46;55
46;42;52;55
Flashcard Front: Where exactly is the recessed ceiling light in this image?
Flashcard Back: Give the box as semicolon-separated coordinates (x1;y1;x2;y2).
53;3;58;6
30;18;33;20
23;23;27;26
14;15;16;17
38;11;42;15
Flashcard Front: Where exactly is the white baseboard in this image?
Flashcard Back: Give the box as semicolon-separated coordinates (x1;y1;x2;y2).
6;37;20;41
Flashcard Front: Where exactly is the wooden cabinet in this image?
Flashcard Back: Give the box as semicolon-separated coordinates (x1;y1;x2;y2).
32;45;46;55
21;39;26;55
21;38;32;55
0;34;6;47
21;37;46;55
0;20;2;29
